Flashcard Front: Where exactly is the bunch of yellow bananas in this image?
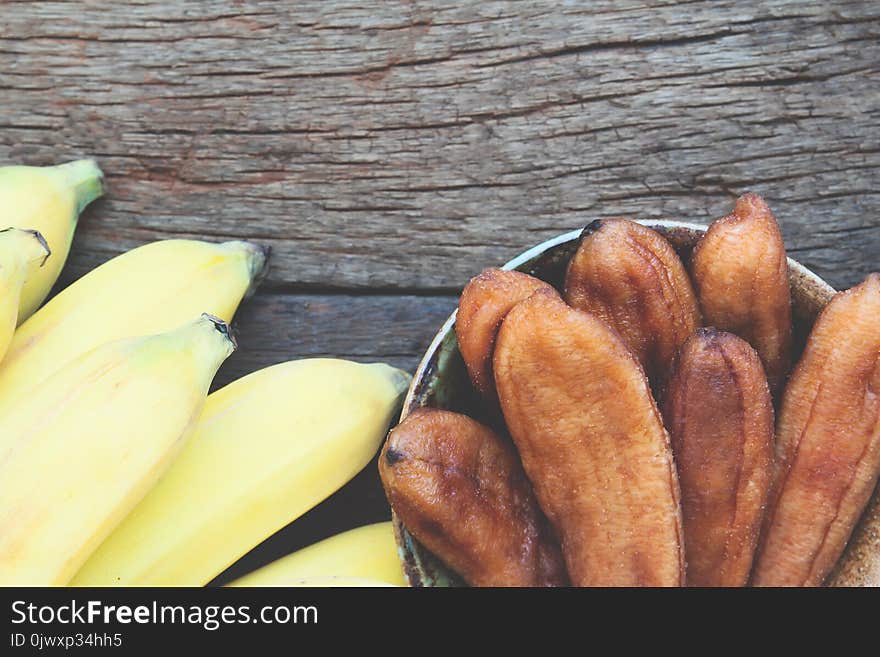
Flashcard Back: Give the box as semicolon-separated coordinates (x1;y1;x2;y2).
0;160;409;587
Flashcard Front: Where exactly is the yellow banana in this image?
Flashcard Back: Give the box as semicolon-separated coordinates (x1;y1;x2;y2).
0;228;50;361
0;314;236;586
0;238;267;403
71;359;410;587
228;522;407;587
0;159;104;320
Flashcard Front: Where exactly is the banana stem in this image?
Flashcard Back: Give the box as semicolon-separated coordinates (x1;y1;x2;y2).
53;159;104;214
221;241;271;298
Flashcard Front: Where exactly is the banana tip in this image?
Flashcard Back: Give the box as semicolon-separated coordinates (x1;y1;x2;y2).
385;446;404;465
581;219;604;238
695;326;722;340
0;227;52;266
59;159;104;212
27;229;52;267
201;313;238;352
243;242;271;297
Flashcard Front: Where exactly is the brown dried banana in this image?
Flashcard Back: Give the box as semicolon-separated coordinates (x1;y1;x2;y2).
691;193;792;397
379;407;567;587
563;218;700;390
753;273;880;587
494;289;685;586
663;329;774;587
456;268;556;404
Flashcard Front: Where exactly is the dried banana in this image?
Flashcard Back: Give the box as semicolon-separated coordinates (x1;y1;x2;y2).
564;218;700;390
379;407;567;587
663;329;774;587
753;274;880;586
456;268;556;405
691;193;792;397
495;289;684;586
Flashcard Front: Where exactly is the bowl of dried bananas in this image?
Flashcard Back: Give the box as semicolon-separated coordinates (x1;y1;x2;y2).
379;193;880;588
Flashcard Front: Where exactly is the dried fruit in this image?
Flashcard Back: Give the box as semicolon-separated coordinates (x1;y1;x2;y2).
379;407;567;587
494;289;684;586
563;219;700;390
691;193;792;397
753;273;880;587
663;329;774;587
455;269;556;405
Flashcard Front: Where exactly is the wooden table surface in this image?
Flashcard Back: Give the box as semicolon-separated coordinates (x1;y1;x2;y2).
2;0;878;584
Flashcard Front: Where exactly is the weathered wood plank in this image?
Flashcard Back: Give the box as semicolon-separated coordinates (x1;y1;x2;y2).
214;291;457;389
2;0;877;292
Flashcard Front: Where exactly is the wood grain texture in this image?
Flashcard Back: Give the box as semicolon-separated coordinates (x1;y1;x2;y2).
1;1;878;582
2;0;878;293
214;292;456;389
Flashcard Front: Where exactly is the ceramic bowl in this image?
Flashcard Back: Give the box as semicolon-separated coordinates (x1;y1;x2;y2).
391;220;836;587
